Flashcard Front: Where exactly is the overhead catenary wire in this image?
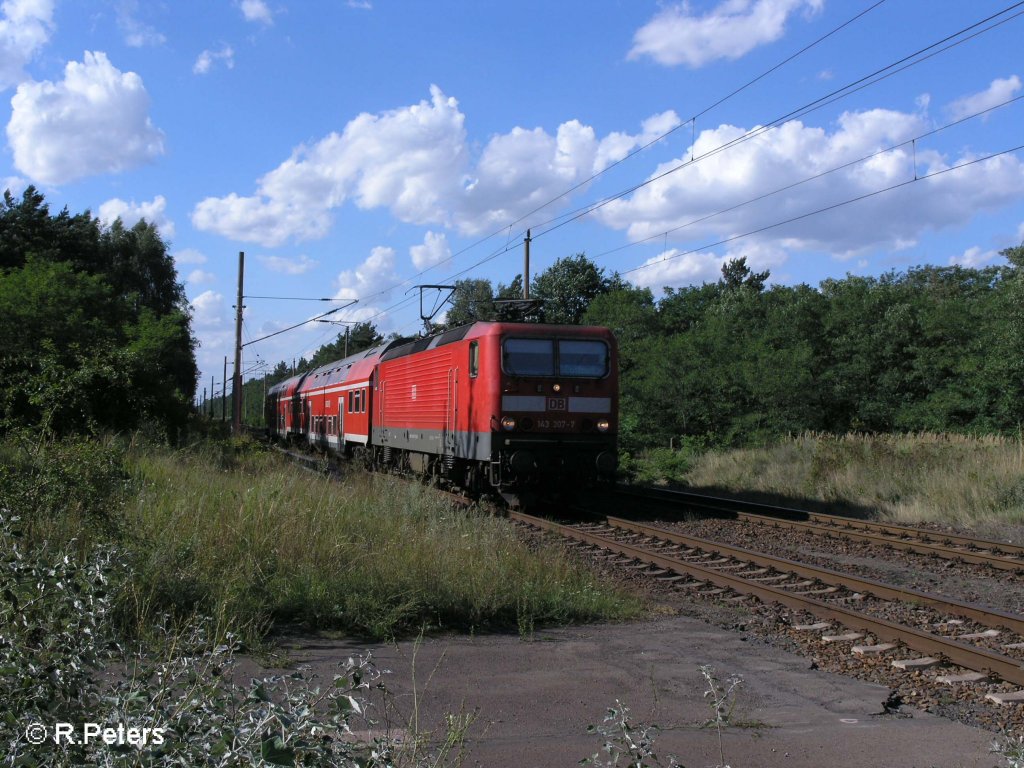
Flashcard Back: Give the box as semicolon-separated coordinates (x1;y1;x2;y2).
592;92;1024;260
242;2;1024;347
243;300;357;348
348;0;890;308
364;1;1024;298
618;144;1024;278
525;1;1024;244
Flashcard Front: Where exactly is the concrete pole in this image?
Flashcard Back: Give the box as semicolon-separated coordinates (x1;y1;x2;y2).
222;356;227;423
232;251;245;436
523;229;531;299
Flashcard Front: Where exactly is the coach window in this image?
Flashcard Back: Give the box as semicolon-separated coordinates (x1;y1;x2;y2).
469;341;479;377
347;391;353;413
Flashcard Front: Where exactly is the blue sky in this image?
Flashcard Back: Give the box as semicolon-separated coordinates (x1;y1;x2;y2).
2;0;1023;393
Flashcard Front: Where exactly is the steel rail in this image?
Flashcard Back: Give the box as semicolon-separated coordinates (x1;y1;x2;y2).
509;511;1024;686
604;516;1024;635
616;486;1024;569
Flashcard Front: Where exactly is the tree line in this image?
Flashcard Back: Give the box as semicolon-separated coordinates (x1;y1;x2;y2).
0;187;196;439
6;184;1020;451
584;250;1024;452
240;246;1024;451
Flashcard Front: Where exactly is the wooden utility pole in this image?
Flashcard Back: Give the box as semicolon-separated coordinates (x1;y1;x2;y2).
232;251;245;436
523;229;531;299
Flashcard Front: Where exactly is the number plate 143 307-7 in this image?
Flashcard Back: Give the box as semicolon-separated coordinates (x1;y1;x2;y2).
536;418;576;430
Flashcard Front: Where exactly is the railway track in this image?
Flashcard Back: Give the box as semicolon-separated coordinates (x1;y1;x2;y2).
615;485;1024;573
510;510;1024;700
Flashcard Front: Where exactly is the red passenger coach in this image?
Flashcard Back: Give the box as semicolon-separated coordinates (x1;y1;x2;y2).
265;321;618;503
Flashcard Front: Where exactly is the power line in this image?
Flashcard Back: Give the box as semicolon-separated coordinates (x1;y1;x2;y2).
243;3;1024;342
619;144;1024;278
246;295;340;301
526;2;1024;243
383;1;1024;294
243;300;357;348
593;93;1024;260
349;0;889;306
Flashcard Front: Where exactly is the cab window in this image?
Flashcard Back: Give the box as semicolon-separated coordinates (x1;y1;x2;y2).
469;341;479;378
558;340;609;377
502;338;554;376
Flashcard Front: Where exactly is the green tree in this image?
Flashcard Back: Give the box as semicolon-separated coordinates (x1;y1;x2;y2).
0;190;196;438
531;253;626;324
445;278;497;327
308;321;384;368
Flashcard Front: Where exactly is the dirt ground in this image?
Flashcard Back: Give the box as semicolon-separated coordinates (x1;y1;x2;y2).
258;614;1004;768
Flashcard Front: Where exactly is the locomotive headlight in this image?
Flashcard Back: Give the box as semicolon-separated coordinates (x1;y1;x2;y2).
501;416;517;431
596;419;610;432
552;383;562;393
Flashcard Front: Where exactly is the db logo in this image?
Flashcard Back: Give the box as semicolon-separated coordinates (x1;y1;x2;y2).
546;398;566;411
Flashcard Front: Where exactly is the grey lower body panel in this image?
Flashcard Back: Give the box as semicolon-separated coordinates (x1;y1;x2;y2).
371;427;616;481
371;427;492;462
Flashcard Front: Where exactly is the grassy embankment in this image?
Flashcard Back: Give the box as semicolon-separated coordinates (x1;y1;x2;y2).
628;432;1024;537
1;434;640;646
124;440;640;643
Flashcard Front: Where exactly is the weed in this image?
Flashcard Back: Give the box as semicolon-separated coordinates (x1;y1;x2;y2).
699;664;744;768
582;700;682;768
0;509;470;767
993;733;1024;768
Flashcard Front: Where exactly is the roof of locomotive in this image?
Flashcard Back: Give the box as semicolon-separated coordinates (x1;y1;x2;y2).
267;321;615;397
378;321;615;364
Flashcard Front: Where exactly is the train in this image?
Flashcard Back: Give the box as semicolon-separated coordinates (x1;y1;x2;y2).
264;321;618;505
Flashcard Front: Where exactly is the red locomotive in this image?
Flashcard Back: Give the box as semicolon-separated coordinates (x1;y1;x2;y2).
265;321;618;503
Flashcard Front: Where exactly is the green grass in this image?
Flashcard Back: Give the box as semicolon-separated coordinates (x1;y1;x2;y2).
124;443;641;643
664;432;1024;536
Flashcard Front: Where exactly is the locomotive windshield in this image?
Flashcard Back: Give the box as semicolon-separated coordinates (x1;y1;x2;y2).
502;338;609;378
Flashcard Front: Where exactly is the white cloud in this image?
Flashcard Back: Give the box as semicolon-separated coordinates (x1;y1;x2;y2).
187;269;217;285
334;246;398;302
1;175;26;196
630;243;785;291
347;0;372;8
0;0;53;90
193;45;234;75
628;0;822;68
192;86;680;245
116;0;165;47
98;194;174;238
949;246;997;268
599;107;1024;257
174;247;207;265
258;254;318;275
7;51;165;186
594;110;681;173
190;289;225;328
410;230;451;270
238;0;272;25
945;75;1022;122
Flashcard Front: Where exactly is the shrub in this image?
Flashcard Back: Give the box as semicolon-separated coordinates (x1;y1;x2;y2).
0;433;129;547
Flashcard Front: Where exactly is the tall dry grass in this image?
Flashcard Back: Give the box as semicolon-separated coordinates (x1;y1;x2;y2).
123;444;639;643
681;432;1024;537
